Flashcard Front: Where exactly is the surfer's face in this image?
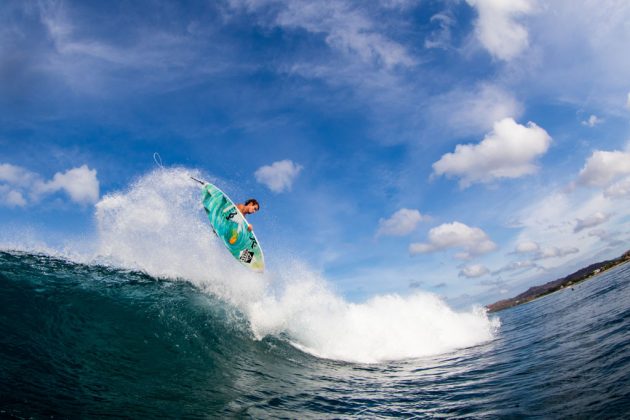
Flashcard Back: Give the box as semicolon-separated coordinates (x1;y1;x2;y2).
243;203;259;214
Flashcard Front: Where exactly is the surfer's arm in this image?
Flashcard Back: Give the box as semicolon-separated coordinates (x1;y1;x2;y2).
248;224;253;231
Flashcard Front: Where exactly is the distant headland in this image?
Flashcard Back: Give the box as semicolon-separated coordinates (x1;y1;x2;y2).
487;250;630;313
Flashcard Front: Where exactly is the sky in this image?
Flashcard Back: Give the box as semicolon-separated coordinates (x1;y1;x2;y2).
1;0;630;307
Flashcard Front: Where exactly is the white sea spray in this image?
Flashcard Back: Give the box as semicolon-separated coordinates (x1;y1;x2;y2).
5;168;500;363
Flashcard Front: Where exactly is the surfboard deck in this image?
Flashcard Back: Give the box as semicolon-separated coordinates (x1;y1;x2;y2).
201;183;264;272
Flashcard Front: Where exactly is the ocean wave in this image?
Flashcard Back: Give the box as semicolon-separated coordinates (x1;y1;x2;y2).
1;168;498;363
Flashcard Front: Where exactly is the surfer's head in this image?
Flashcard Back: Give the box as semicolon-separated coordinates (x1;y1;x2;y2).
241;199;259;215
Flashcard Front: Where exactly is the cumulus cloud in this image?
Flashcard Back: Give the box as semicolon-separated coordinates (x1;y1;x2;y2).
514;240;540;253
432;118;551;188
604;176;630;199
466;0;535;61
0;163;38;188
509;238;579;261
574;212;610;233
6;190;27;207
376;208;425;237
36;165;100;204
0;163;99;207
459;264;489;278
577;150;630;187
0;164;38;207
534;246;579;260
0;185;27;208
255;159;303;193
581;115;602;127
409;221;496;259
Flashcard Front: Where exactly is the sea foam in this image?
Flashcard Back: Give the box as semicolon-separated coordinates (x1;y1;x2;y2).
24;168;501;363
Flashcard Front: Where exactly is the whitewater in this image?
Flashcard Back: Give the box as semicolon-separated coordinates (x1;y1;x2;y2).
59;168;498;363
1;168;629;417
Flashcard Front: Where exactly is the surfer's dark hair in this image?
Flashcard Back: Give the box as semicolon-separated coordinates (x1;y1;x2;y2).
245;199;259;209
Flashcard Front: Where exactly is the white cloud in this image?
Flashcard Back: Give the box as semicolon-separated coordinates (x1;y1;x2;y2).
231;0;414;69
432;117;551;188
0;185;28;208
0;163;100;207
376;208;425;237
493;259;540;274
588;229;608;240
514;3;630;114
577;150;630;187
534;246;579;260
409;221;497;259
466;0;535;61
627;92;630;110
587;229;624;247
581;115;602;127
459;264;489;278
255;159;303;193
36;165;100;204
425;12;455;50
30;1;231;98
511;184;630;274
604;176;630;199
431;84;523;137
512;238;580;260
514;240;539;253
5;190;27;207
510;238;578;260
574;212;609;233
0;164;38;207
0;163;38;187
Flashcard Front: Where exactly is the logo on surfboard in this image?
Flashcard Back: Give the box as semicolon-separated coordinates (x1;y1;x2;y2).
202;182;264;272
225;209;237;221
239;249;254;263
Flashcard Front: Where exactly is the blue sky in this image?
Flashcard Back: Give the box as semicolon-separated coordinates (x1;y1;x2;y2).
1;0;630;306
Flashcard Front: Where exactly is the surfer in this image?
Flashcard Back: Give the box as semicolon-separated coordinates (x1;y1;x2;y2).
236;199;260;231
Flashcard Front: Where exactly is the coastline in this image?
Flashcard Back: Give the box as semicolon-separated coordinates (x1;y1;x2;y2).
486;250;630;313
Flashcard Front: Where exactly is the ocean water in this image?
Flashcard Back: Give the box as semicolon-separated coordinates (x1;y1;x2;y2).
1;170;629;418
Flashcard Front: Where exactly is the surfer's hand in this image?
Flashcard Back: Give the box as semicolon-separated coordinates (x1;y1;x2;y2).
248;224;253;231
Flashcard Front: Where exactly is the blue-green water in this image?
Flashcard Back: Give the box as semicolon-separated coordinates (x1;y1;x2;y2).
1;250;629;418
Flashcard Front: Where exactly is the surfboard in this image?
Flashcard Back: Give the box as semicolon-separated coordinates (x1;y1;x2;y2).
200;182;264;272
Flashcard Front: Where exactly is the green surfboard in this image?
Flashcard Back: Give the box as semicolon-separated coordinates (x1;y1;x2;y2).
200;182;264;272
